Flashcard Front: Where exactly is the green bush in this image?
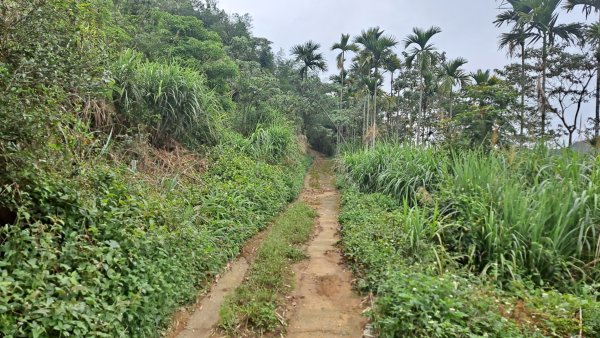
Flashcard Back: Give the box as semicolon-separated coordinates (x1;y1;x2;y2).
375;271;526;338
0;148;309;337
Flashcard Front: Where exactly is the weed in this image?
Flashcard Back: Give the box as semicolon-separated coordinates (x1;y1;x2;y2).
0;148;309;337
219;203;316;336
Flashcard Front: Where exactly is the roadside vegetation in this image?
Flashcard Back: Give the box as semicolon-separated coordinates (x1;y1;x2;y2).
4;0;600;337
0;1;331;337
338;143;600;337
219;202;316;336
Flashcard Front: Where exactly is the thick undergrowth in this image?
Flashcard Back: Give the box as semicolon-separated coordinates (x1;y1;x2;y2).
0;144;309;337
0;1;328;336
338;143;600;337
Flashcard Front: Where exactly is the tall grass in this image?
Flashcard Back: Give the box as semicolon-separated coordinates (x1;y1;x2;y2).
218;124;300;164
339;143;446;203
339;143;600;288
248;124;298;164
112;50;224;147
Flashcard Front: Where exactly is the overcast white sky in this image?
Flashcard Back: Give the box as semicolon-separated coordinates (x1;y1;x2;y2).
216;0;592;143
217;0;585;74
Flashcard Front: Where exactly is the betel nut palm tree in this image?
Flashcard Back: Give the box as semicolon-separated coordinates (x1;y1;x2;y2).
291;40;327;80
404;26;442;144
354;27;397;147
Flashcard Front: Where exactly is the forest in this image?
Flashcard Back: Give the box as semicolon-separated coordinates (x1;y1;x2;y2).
1;0;600;337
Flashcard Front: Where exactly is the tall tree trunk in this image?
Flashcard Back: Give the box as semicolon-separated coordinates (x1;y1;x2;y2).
449;90;453;118
594;8;600;139
340;52;345;111
447;89;453;139
569;128;574;147
397;79;402;141
389;71;394;133
541;35;547;138
365;94;370;148
372;67;378;148
363;96;367;138
520;41;526;141
418;65;424;145
423;98;428;143
338;52;344;148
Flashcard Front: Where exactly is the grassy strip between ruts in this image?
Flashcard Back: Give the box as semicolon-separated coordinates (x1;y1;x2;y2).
219;202;316;336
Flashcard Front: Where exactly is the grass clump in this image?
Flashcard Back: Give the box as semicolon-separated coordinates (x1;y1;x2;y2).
112;50;224;148
339;143;600;287
339;143;445;203
219;202;316;335
337;143;600;337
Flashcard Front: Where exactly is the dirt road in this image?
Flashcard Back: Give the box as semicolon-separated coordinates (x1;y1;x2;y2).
286;157;366;338
171;156;365;338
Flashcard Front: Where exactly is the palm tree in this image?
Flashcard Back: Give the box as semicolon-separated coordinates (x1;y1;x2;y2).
495;0;534;139
439;57;470;118
404;26;442;144
565;0;600;14
383;53;402;95
348;58;374;138
383;54;402;131
354;27;398;147
565;0;600;138
291;40;327;80
471;69;502;86
331;34;359;112
518;0;583;137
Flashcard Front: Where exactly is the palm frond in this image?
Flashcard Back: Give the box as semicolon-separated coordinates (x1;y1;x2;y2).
403;26;442;49
564;0;600;17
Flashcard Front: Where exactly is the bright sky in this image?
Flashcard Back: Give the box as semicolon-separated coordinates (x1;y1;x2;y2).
216;0;519;74
216;0;592;143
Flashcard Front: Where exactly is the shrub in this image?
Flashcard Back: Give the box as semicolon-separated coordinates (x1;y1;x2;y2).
0;148;309;337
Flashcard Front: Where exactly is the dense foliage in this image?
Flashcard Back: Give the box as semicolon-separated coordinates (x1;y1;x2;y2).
338;143;600;336
1;150;308;337
4;0;600;336
0;0;330;336
339;188;600;337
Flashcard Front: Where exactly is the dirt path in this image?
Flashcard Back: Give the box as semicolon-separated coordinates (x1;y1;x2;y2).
286;156;366;338
170;231;268;338
170;156;365;338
